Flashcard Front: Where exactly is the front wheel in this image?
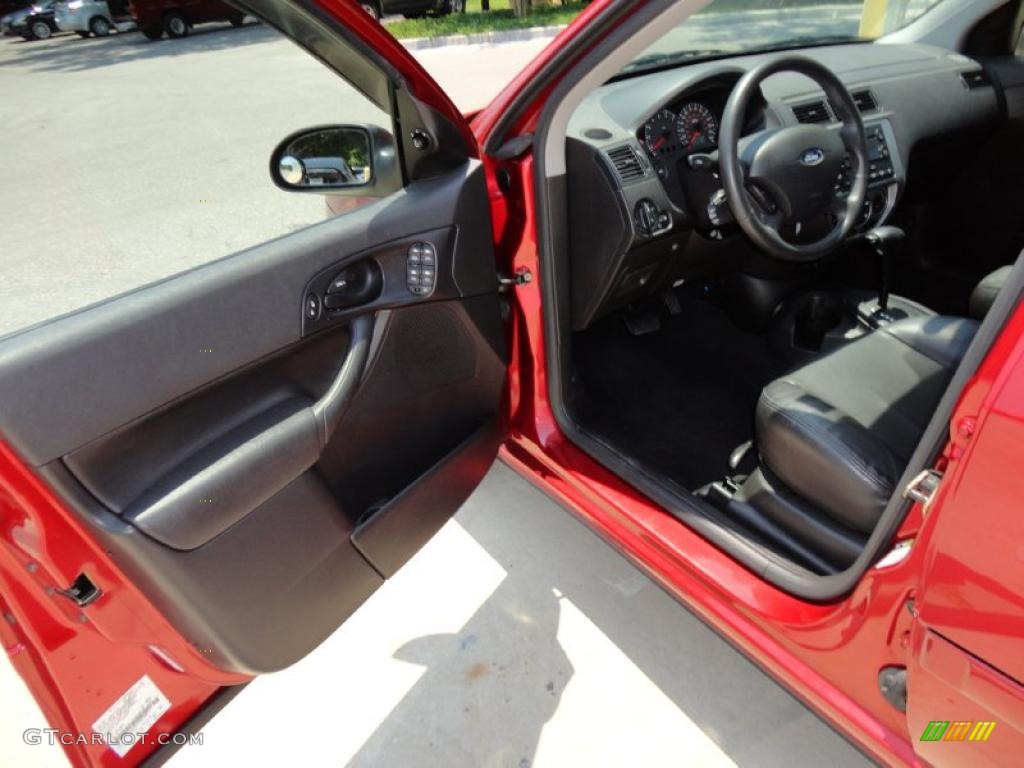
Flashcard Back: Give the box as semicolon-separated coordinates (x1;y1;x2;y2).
434;0;464;15
30;20;52;39
163;11;188;37
89;15;111;35
141;25;162;39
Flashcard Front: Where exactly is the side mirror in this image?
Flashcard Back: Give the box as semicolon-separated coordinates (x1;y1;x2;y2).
269;125;400;197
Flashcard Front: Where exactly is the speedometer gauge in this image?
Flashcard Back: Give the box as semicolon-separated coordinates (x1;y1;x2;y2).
675;102;718;152
643;109;681;158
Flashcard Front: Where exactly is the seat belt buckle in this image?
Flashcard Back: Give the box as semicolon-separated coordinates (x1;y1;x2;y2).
902;469;943;514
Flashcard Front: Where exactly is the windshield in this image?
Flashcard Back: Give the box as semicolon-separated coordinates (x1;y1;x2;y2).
623;0;945;75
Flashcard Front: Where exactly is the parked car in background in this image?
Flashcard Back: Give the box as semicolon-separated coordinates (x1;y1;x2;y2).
55;0;134;36
0;9;22;34
0;0;31;32
357;0;464;21
6;0;56;39
129;0;244;39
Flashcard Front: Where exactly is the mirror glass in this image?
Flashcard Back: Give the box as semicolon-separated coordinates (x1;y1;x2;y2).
276;127;372;189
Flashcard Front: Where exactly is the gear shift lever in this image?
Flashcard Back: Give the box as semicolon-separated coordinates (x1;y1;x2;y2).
864;225;906;323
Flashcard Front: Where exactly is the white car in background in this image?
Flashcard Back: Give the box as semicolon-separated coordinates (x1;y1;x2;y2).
54;0;133;36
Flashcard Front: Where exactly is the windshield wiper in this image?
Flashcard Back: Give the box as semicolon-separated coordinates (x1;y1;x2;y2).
618;49;731;75
748;34;868;52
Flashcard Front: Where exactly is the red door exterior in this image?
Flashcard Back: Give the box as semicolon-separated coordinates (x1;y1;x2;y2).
905;300;1024;766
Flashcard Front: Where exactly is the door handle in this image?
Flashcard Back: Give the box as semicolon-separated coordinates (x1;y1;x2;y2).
322;260;383;311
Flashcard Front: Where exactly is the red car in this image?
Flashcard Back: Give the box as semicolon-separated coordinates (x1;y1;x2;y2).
1;0;1023;766
129;0;244;39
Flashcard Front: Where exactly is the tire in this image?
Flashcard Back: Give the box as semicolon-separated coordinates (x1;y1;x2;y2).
432;0;464;16
358;1;380;21
30;20;51;39
228;13;244;27
141;25;162;39
89;15;111;35
163;11;188;38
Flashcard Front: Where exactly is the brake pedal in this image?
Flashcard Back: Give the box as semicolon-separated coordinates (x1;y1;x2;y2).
622;309;661;336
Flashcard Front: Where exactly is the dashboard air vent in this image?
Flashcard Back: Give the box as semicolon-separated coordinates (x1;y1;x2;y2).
961;70;992;90
792;100;831;124
852;89;878;113
606;145;646;183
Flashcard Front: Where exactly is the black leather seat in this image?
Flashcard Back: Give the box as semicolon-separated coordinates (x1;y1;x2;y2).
969;265;1012;319
755;316;977;534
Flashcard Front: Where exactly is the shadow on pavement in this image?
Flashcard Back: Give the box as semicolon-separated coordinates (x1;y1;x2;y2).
0;21;276;72
346;463;873;767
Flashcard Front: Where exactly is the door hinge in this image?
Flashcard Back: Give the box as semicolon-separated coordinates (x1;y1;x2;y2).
498;269;533;290
903;469;943;514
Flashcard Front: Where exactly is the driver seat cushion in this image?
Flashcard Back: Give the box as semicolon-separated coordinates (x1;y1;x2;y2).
755;316;977;533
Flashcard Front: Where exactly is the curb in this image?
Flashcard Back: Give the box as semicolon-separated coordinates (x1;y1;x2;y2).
398;24;566;51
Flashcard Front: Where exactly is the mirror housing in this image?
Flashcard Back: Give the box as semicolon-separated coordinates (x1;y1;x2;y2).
269;125;401;198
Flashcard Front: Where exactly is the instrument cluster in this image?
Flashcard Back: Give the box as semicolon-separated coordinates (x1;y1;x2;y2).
641;101;719;160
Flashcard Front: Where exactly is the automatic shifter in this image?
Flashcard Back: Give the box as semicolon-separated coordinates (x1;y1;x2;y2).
863;225;907;325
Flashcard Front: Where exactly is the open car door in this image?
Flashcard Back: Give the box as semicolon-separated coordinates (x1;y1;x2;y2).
0;2;507;765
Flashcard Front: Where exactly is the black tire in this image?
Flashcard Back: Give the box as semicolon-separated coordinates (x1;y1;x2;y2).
228;13;244;26
358;1;380;21
29;19;51;39
75;30;90;37
89;15;111;35
141;25;162;40
163;11;188;38
433;0;464;15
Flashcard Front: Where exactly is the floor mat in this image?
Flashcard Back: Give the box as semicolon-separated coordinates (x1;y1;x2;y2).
571;291;787;491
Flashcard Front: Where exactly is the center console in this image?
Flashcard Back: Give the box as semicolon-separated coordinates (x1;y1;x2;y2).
842;119;904;232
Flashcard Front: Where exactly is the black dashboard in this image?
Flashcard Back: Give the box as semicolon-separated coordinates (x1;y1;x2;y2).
564;43;1003;331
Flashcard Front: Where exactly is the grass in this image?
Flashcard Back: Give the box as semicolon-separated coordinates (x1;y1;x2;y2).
385;1;586;40
384;0;864;40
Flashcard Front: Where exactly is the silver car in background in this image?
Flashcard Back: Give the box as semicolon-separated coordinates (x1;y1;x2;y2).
54;0;132;36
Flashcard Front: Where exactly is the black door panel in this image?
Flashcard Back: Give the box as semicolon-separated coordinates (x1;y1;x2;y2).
40;458;385;676
0;164;491;466
0;161;505;675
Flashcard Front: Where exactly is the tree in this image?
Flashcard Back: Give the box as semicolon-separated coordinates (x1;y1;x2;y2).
511;0;529;18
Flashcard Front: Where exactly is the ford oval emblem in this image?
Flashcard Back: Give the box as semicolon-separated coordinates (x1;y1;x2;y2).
801;148;826;166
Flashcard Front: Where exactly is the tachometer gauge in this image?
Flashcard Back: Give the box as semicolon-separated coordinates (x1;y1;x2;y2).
643;109;681;158
675;102;718;152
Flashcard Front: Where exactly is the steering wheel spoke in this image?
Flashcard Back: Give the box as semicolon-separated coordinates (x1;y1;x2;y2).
830;193;855;218
745;180;785;231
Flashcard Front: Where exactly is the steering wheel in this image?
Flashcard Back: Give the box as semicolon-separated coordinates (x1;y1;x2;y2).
719;56;869;262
